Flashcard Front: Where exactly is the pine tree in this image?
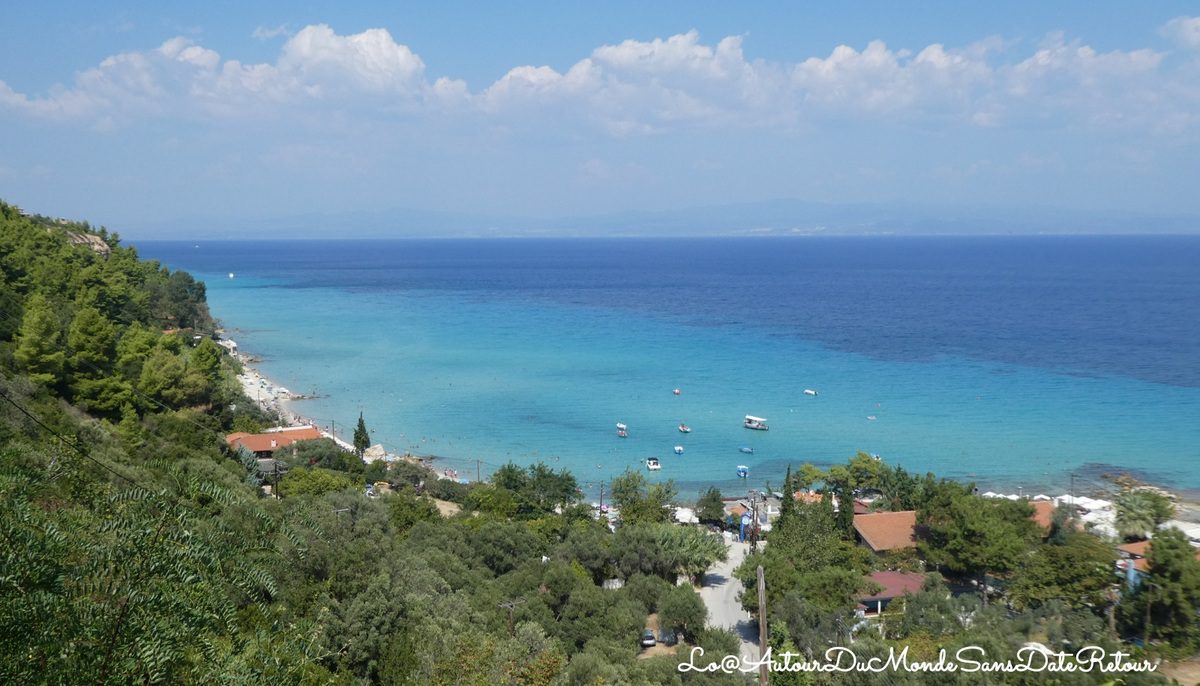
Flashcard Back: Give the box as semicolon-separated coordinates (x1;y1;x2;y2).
353;412;370;457
14;293;66;386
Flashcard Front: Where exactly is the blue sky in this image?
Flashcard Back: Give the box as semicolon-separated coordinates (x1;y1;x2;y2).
2;2;1199;236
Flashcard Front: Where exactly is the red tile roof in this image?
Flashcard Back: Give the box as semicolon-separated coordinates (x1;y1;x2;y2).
226;426;323;454
1116;539;1200;574
853;511;918;552
1031;500;1056;529
862;571;927;602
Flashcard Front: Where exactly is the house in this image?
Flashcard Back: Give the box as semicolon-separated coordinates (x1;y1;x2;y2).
859;571;928;615
853;511;919;553
1116;537;1200;588
226;425;324;458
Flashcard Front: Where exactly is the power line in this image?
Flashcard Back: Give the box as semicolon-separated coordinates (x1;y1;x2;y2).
0;384;144;489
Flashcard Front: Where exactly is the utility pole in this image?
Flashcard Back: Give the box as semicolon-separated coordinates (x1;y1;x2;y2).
1143;581;1157;646
498;598;526;637
749;490;760;552
757;565;768;686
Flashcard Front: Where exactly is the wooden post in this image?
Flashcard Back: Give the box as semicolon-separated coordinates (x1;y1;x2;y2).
757;565;768;686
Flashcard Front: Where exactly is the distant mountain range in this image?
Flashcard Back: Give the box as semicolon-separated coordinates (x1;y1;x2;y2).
123;199;1200;239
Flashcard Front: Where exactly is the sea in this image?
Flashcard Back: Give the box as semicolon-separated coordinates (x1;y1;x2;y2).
134;236;1200;498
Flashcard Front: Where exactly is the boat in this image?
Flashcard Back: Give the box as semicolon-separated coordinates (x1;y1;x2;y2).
739;446;754;454
674;445;684;455
673;388;681;396
736;465;749;479
645;457;661;471
803;389;818;396
617;429;628;438
867;416;876;421
228;272;235;279
678;424;691;433
743;415;769;431
616;422;627;431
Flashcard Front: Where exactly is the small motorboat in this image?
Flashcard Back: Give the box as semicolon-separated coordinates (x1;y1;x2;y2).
736;465;749;479
616;422;627;431
646;457;661;471
617;429;628;438
743;415;769;431
674;445;684;455
673;388;681;396
803;389;818;396
739;446;754;454
678;424;691;433
867;415;877;421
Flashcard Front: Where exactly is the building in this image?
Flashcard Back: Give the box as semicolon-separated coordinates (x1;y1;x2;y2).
859;571;929;615
853;511;919;553
225;426;324;458
1116;536;1200;588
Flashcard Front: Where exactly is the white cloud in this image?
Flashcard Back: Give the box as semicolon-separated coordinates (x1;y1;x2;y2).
252;24;290;41
1161;16;1200;50
0;24;1195;137
277;24;425;95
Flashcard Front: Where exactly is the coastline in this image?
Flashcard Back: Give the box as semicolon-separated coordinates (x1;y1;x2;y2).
223;336;1200;528
231;341;451;473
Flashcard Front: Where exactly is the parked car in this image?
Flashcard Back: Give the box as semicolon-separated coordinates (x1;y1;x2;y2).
640;628;656;647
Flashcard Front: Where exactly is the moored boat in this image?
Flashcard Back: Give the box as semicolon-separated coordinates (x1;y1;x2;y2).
803;389;818;396
743;415;769;431
646;457;661;471
736;465;749;479
674;445;684;455
678;423;691;433
739;446;754;454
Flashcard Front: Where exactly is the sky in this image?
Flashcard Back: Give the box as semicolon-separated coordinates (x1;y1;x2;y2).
1;2;1199;236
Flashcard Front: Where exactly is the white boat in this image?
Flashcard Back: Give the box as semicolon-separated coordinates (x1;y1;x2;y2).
739;446;754;454
743;415;769;431
674;445;684;455
645;457;661;471
678;423;691;433
803;389;818;396
736;465;749;479
616;422;627;431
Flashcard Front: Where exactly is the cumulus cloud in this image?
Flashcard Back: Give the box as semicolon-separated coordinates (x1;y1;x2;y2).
1161;16;1200;50
0;24;1195;136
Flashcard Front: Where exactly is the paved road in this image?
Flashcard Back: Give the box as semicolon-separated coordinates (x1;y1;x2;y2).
698;535;760;660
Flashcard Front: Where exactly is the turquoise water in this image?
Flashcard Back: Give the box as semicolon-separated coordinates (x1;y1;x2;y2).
136;238;1200;497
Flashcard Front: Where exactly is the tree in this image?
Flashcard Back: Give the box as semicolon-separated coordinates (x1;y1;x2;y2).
1116;489;1175;541
190;337;222;383
353;412;370;457
1008;530;1117;611
1119;528;1200;649
279;467;358;497
13;293;65;386
919;494;1039;607
657;584;707;642
610;469;676;526
696;486;725;526
388;486;440;535
67;306;117;377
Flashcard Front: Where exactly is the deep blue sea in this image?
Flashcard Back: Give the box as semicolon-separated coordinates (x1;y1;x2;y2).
134;236;1200;497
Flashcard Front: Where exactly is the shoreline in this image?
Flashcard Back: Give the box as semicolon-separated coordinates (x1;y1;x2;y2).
224;338;1200;524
